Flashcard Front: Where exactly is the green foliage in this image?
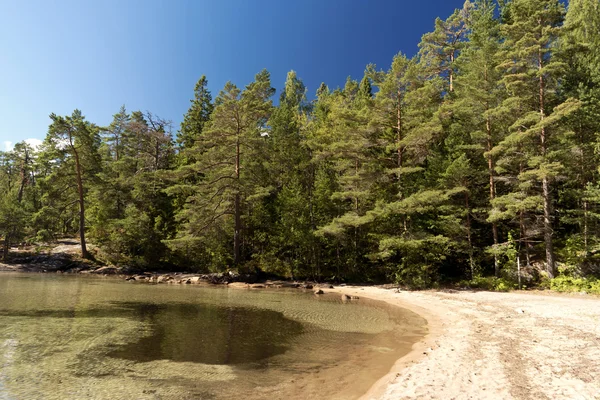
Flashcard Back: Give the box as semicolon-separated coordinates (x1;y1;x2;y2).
550;276;600;294
4;1;600;287
460;276;518;292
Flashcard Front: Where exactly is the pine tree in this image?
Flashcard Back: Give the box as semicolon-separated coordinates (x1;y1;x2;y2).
177;75;214;151
0;143;35;259
167;70;274;267
419;2;472;92
559;0;600;259
90;109;175;266
491;0;580;278
450;0;506;276
44;110;101;259
311;73;381;278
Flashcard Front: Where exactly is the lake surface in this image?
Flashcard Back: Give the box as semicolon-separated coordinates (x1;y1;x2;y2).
0;273;425;399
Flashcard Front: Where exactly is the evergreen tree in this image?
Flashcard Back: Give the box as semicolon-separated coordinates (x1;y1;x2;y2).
167;70;274;267
419;2;471;92
177;75;214;150
43;110;101;259
491;0;580;278
450;0;506;276
559;0;600;261
89;109;175;267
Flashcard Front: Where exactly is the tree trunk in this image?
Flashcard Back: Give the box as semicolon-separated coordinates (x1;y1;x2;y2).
234;138;241;265
4;148;31;261
2;235;10;260
542;176;555;277
517;252;522;290
73;147;90;259
397;92;403;173
539;44;555;278
584;200;589;254
486;116;500;277
465;191;475;279
449;53;454;93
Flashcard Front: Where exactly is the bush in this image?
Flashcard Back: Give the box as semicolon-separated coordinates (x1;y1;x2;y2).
550;276;600;294
459;276;517;292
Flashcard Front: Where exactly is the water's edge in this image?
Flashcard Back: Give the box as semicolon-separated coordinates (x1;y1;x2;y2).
0;271;429;399
327;286;437;400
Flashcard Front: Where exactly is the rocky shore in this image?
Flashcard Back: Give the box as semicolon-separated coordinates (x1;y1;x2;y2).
0;251;341;294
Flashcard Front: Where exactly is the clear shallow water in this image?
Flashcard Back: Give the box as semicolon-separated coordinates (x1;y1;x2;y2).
0;273;426;400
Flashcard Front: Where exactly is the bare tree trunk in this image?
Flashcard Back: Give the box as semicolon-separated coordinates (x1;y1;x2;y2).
542;176;555;277
539;45;555;278
486;116;500;277
397;93;403;174
4;148;31;260
450;54;454;93
354;159;359;273
584;200;589;254
517;252;522;290
465;191;475;279
73;147;90;259
2;237;9;261
234;138;241;265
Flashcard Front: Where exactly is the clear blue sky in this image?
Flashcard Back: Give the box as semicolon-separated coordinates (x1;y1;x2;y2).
1;0;466;148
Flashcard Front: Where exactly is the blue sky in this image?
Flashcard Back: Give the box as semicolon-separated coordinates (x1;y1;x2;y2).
1;0;466;149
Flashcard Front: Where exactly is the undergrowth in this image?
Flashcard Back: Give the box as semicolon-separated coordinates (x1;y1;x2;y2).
549;276;600;294
458;276;518;292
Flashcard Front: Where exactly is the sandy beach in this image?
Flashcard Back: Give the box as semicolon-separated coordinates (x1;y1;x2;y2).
334;287;600;400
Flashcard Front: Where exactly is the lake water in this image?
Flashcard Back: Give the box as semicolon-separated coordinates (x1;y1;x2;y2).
0;273;425;399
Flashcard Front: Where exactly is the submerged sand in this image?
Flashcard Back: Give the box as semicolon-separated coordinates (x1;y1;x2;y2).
336;287;600;400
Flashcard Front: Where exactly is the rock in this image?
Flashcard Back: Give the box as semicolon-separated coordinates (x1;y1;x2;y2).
271;281;300;288
342;294;360;301
189;276;202;284
125;276;136;281
250;284;265;289
228;282;249;289
202;273;227;284
302;283;314;290
93;266;119;275
157;275;173;283
515;308;525;314
314;289;324;295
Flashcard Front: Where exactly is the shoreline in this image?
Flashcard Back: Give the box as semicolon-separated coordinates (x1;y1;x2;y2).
335;287;600;400
2;268;599;399
330;286;443;400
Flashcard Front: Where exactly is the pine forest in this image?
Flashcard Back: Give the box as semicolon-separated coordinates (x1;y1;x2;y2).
2;0;600;291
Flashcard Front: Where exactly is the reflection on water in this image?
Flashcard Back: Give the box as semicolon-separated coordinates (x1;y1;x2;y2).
0;273;426;399
108;302;304;364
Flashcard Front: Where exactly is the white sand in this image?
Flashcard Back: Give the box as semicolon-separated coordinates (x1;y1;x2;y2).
333;287;600;400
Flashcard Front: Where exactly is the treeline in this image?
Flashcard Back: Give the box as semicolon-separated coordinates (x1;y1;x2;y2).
1;0;599;287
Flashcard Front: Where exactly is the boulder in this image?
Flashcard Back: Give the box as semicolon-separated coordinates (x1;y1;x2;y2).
228;282;250;289
157;275;173;283
93;266;119;275
314;289;324;295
